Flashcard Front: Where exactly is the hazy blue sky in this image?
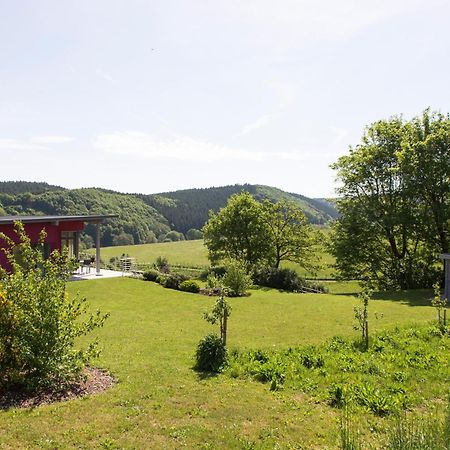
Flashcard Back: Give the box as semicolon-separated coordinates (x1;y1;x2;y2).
1;0;449;197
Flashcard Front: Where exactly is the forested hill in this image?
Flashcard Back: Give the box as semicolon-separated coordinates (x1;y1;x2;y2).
0;181;65;195
0;181;337;246
0;187;170;247
141;184;338;233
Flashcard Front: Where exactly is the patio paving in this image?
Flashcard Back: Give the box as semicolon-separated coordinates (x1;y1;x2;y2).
70;268;133;281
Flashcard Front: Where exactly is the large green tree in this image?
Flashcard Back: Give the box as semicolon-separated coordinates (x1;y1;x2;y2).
203;192;271;268
402;110;450;255
203;192;317;271
331;110;450;289
261;199;318;270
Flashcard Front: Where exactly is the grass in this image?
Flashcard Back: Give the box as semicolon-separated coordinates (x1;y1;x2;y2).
89;238;336;279
89;239;210;268
0;277;447;449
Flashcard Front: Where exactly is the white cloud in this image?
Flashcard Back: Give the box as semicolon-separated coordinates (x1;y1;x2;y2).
94;131;266;162
93;130;339;164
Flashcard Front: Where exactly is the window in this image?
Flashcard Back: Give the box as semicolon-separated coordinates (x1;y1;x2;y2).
61;231;79;259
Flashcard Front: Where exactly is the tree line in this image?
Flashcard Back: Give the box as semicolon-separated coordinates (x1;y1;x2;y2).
0;182;337;248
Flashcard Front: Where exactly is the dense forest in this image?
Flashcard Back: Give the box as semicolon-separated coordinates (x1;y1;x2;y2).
140;184;338;233
0;181;337;247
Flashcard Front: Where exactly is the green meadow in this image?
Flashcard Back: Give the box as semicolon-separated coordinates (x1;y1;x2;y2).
1;277;446;449
90;237;336;279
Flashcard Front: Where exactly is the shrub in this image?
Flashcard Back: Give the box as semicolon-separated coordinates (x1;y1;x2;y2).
186;228;203;240
164;230;185;242
156;274;168;285
154;256;170;273
179;280;200;293
142;269;160;281
253;267;305;292
253;266;328;293
195;333;227;372
222;259;252;297
0;222;108;391
160;273;189;290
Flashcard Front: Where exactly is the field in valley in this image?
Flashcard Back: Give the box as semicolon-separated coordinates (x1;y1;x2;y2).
89;235;336;279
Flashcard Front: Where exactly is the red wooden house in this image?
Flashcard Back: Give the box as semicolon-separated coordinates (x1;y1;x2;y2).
0;214;116;275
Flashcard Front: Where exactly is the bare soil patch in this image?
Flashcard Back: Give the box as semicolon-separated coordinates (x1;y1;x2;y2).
0;367;114;410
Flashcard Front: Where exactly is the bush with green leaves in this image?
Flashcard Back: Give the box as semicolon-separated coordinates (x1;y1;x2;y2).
179;280;200;293
253;267;305;291
160;273;189;290
142;269;160;281
0;222;108;392
252;266;327;293
222;259;252;297
194;333;227;372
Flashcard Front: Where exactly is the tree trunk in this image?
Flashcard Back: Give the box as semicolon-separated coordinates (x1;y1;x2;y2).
222;309;228;347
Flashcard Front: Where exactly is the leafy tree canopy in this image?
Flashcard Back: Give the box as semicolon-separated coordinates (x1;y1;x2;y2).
330;109;450;289
203;192;318;272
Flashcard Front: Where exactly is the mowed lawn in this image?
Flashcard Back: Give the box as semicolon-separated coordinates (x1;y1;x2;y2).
0;278;438;449
93;240;210;268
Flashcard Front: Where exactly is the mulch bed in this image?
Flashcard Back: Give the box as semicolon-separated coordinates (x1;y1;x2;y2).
0;367;115;410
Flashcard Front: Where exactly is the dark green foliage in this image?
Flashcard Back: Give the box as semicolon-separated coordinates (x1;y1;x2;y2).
253;267;327;293
161;230;185;242
112;232;134;246
179;280;200;293
0;181;65;195
159;273;189;290
139;184;338;234
142;270;160;282
186;228;203;240
195;333;227;372
253;267;305;291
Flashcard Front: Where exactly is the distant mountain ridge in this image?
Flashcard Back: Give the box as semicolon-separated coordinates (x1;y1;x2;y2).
0;181;337;246
141;184;338;233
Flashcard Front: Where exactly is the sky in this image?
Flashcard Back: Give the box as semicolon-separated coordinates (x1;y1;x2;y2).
1;0;449;198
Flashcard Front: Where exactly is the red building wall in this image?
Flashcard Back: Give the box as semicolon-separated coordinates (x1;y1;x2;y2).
0;220;85;272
